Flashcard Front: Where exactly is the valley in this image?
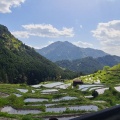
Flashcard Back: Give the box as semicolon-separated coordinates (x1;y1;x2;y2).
0;64;120;120
0;25;120;120
1;0;120;119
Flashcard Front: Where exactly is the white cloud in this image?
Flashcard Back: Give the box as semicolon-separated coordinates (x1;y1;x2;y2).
11;31;29;38
92;20;120;56
0;0;25;13
48;41;54;45
73;41;93;48
27;45;41;49
12;24;74;38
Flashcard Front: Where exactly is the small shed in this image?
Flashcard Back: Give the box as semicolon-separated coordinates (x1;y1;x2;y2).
73;79;83;86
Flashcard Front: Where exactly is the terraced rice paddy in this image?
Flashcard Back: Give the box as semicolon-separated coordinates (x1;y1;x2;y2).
0;79;120;120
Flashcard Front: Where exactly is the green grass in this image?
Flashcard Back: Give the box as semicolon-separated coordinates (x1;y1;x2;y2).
0;74;120;119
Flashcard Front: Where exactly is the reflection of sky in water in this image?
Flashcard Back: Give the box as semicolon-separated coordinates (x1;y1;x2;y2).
55;83;71;89
31;84;42;88
1;106;41;115
96;88;109;94
42;82;64;88
1;105;98;115
24;98;48;102
79;84;104;91
89;87;103;91
115;86;120;92
46;105;98;112
41;89;58;93
31;103;56;107
17;89;28;93
52;96;77;102
14;93;22;97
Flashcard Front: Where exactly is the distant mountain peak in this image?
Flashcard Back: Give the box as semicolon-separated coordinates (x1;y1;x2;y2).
49;41;74;47
36;41;109;62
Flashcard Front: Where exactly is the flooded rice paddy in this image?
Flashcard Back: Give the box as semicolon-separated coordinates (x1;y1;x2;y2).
1;105;98;114
24;98;48;102
46;105;98;112
0;81;117;119
1;106;41;115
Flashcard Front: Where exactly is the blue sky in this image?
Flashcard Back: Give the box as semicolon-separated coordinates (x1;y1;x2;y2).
0;0;120;56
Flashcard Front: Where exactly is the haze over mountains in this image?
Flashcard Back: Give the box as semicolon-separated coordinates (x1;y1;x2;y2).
36;41;108;62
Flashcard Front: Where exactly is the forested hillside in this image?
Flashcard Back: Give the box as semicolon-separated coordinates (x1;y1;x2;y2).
55;55;120;74
81;64;120;84
0;24;77;84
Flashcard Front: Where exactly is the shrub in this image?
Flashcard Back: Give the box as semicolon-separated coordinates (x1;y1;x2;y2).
22;115;33;120
7;94;24;108
92;90;98;98
0;98;9;107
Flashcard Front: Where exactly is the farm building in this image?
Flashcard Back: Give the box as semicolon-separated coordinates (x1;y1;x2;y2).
73;79;83;86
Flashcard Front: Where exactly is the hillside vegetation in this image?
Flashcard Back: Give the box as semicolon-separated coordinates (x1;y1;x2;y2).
0;24;77;85
56;55;120;74
80;64;120;84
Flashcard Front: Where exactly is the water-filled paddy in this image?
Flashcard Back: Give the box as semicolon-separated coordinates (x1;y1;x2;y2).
78;84;104;90
24;98;48;102
0;81;113;119
1;106;41;115
46;105;98;112
95;88;109;94
17;89;28;93
42;82;64;88
52;96;77;102
41;89;58;94
14;93;22;97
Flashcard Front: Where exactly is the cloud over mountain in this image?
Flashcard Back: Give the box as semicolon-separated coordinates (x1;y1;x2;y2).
73;41;93;48
92;20;120;56
12;24;74;38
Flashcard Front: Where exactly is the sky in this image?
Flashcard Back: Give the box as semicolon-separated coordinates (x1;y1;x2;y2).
0;0;120;56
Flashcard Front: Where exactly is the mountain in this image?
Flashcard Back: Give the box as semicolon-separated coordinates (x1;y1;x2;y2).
36;41;108;62
0;24;77;85
55;55;120;74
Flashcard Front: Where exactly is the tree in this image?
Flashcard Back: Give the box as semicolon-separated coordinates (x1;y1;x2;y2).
103;66;110;71
92;90;98;98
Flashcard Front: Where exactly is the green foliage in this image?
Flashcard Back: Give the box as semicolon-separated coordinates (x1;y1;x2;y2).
0;112;18;119
81;63;120;84
7;94;24;108
55;55;120;74
0;24;77;85
56;57;102;74
22;116;33;120
0;98;9;107
103;66;110;71
52;94;64;99
0;82;119;119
